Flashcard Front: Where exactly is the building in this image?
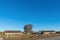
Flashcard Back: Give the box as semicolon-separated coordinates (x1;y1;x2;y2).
24;24;33;35
41;30;56;35
56;31;60;34
4;30;22;38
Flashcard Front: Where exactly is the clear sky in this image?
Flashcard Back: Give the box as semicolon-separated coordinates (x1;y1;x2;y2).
0;0;60;31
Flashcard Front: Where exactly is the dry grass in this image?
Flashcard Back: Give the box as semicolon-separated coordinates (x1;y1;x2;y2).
3;34;60;40
4;37;38;40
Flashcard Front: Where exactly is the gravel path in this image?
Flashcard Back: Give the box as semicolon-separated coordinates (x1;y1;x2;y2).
38;36;60;40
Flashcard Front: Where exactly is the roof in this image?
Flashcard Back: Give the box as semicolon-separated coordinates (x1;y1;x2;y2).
41;30;55;32
56;31;60;33
4;30;21;33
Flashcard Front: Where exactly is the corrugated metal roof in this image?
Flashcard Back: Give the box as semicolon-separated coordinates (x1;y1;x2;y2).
4;30;21;33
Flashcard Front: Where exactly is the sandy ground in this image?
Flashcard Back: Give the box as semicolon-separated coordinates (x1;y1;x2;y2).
1;36;60;40
0;38;3;40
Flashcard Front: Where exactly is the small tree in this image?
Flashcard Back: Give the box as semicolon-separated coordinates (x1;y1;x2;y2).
24;24;33;34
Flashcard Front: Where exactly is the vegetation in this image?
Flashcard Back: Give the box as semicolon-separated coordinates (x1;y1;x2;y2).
3;33;60;40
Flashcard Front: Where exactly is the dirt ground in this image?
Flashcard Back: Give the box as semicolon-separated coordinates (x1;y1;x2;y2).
3;36;60;40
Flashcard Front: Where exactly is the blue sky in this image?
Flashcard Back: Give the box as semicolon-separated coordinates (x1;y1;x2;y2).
0;0;60;31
